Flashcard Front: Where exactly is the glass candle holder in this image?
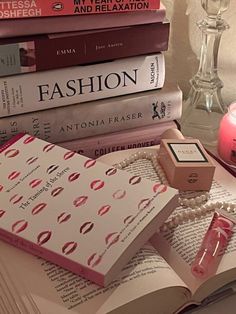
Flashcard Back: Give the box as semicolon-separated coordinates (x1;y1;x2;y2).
218;103;236;167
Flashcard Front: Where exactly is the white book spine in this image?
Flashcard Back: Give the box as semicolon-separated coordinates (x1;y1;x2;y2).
0;84;182;145
0;53;165;117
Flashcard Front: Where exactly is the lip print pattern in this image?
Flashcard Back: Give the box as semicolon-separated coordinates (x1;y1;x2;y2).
84;159;96;169
98;205;111;216
112;189;126;200
29;179;42;188
32;203;47;215
124;215;134;224
138;198;151;211
4;149;19;158
105;232;120;247
46;164;59;174
37;231;52;246
68;172;80;182
80;222;94;234
87;253;102;268
73;196;88;207
153;184;167;194
9;194;23;204
23;136;35;144
53;2;64;11
0;210;5;218
12;220;28;234
90;179;104;191
51;187;64;197
129;175;142;185
105;168;117;176
43;143;55;152
64;151;76;160
8;171;20;180
62;241;77;255
26;156;38;165
57;212;71;224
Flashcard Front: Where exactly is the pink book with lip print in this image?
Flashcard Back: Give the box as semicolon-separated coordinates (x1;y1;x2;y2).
0;133;178;286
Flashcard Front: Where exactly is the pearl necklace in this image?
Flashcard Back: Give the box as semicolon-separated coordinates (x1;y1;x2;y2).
159;201;236;232
115;150;210;208
114;150;236;231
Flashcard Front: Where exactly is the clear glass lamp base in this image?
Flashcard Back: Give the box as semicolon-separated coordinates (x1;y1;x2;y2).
181;0;230;147
181;86;226;147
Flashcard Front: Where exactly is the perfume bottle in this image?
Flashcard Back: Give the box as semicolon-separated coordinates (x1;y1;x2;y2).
159;129;215;191
181;0;230;147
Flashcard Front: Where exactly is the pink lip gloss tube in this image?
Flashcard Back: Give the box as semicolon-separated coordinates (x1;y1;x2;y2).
191;209;236;279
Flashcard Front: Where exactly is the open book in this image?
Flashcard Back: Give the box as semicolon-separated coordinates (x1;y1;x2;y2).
0;146;236;314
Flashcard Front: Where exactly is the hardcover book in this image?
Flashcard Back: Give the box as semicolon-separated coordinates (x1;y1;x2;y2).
0;53;165;117
58;121;179;159
0;3;166;38
0;83;182;144
0;133;178;287
0;21;169;76
0;0;161;19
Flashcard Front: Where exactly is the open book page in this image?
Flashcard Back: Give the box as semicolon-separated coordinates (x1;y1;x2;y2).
0;227;189;314
151;157;236;302
98;146;236;304
0;287;9;314
0;280;14;314
0;258;27;314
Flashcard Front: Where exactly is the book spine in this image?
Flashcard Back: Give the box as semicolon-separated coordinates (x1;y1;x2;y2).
58;121;178;159
0;85;182;144
0;5;166;38
0;227;100;285
0;22;169;76
0;0;160;19
0;133;25;152
0;53;165;117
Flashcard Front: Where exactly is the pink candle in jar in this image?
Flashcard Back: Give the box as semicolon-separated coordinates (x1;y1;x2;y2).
218;103;236;167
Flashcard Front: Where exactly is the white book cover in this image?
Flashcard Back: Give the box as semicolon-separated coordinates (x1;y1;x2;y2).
0;133;178;287
0;53;165;117
0;83;182;145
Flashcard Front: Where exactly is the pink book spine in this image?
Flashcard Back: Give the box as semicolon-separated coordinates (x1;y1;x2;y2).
0;227;104;285
0;4;166;38
0;0;160;19
0;133;25;153
58;121;178;159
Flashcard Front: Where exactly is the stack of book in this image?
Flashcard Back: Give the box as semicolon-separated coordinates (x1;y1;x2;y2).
0;0;182;158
